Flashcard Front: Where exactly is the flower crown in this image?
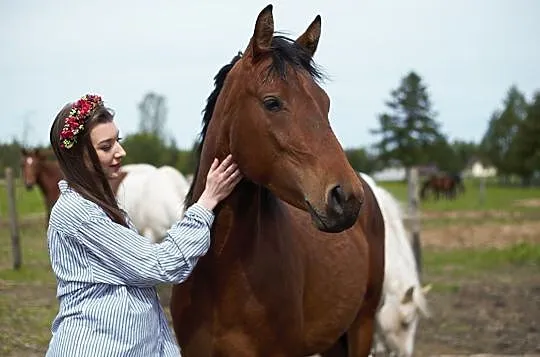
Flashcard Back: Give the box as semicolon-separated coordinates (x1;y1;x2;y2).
60;94;103;149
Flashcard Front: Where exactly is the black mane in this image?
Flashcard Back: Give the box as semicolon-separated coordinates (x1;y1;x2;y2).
184;35;325;207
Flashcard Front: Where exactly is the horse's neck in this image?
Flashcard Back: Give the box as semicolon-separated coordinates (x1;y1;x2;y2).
191;147;283;257
37;162;62;199
210;181;282;257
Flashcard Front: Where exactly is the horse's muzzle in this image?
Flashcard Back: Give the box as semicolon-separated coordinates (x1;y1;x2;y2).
305;185;362;233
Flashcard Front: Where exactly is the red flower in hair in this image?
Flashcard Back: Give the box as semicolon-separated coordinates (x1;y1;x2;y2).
60;94;103;149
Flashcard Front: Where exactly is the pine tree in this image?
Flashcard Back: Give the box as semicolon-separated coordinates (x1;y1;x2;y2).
371;71;443;170
512;91;540;184
480;86;527;180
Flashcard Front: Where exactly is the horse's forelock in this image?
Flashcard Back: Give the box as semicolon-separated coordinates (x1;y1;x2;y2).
264;35;326;83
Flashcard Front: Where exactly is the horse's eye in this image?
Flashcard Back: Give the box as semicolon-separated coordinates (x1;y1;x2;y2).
401;321;410;329
263;97;282;112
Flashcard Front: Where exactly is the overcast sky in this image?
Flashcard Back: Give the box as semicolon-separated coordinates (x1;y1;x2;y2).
1;0;539;150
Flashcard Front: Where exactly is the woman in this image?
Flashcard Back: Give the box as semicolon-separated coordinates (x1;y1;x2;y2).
46;94;242;356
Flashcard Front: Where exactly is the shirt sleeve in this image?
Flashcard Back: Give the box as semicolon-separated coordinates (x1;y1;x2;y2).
76;203;214;287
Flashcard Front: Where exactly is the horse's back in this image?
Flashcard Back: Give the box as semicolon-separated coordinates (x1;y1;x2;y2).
120;163;156;173
157;166;190;198
136;166;189;242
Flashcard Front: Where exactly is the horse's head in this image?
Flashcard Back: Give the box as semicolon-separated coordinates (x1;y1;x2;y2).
20;148;44;190
197;5;364;233
376;284;431;357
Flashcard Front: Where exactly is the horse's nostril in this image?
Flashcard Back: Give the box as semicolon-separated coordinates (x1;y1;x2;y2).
328;185;346;212
332;185;344;205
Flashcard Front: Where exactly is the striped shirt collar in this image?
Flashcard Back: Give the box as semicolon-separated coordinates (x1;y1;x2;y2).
58;179;76;194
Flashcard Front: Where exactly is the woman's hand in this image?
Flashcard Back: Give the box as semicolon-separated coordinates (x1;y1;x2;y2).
197;154;243;211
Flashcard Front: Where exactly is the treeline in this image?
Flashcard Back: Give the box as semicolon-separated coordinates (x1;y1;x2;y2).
345;73;540;185
2;75;539;185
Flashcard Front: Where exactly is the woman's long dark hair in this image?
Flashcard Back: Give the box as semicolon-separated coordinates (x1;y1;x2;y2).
50;101;127;227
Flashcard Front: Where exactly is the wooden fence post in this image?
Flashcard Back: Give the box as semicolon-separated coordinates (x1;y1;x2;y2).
407;167;422;278
479;176;486;205
5;167;22;269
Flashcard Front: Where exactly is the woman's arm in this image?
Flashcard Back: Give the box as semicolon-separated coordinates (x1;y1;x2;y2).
76;202;214;286
76;154;242;287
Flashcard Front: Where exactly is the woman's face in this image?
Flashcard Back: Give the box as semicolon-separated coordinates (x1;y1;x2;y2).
90;121;126;180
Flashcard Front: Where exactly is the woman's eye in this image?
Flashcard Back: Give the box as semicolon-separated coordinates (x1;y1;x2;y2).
263;97;283;112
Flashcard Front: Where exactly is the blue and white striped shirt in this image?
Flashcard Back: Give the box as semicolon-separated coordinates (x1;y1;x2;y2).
45;180;213;357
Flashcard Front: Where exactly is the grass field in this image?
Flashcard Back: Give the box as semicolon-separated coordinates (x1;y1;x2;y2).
0;179;44;218
0;180;539;356
382;178;540;212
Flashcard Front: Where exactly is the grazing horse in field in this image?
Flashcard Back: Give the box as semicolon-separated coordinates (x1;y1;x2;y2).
420;173;463;201
359;173;431;357
169;5;385;357
20;148;63;221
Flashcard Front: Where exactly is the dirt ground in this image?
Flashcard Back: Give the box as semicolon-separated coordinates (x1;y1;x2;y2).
422;220;540;249
2;212;539;356
413;213;540;356
414;265;539;356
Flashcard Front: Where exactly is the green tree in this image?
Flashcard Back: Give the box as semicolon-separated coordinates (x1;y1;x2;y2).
173;150;196;175
425;136;461;173
450;140;481;172
167;137;179;167
480;86;527;181
120;133;169;167
512;91;540;184
344;147;381;174
0;139;23;178
371;71;444;171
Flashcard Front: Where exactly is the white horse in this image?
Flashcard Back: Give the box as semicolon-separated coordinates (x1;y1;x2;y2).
359;172;431;357
119;163;157;174
116;164;190;243
116;163;157;230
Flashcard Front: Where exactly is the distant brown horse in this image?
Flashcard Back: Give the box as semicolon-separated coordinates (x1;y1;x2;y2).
20;148;63;221
20;148;128;221
170;5;385;357
420;173;464;201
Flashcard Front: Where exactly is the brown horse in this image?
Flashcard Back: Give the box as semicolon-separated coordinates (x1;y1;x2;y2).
170;5;385;357
20;148;63;220
420;173;463;201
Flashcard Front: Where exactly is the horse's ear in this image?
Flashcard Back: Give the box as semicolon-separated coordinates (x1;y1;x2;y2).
249;4;274;59
296;15;321;57
422;284;432;295
401;286;414;304
21;147;28;155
